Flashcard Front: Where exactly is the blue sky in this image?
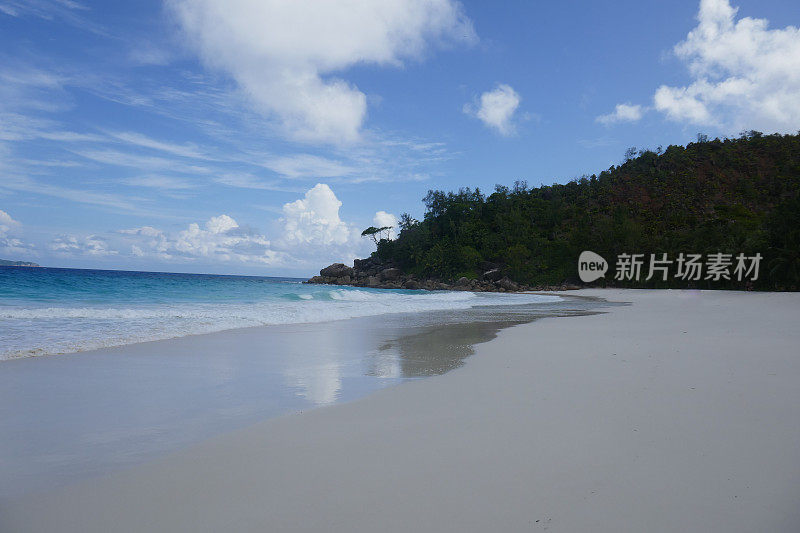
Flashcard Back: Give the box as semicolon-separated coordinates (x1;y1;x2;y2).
1;0;798;276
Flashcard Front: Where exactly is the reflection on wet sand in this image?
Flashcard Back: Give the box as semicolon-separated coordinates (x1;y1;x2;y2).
367;321;498;378
365;296;617;379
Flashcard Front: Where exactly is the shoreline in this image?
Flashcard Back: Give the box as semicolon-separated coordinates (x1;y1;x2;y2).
2;289;799;532
0;282;565;362
0;293;597;499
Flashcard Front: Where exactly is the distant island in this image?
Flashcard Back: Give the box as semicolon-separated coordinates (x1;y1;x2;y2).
0;259;39;267
311;131;800;292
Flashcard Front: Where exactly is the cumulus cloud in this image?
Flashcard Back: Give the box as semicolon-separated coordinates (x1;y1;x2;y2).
204;214;238;234
168;0;475;144
596;103;645;125
119;215;281;264
47;184;387;270
50;234;117;257
0;208;33;253
279;183;355;247
606;0;800;134
118;226;169;258
114;184;371;268
464;84;521;136
373;210;398;239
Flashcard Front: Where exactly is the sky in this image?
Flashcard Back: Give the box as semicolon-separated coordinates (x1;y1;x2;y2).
0;0;798;276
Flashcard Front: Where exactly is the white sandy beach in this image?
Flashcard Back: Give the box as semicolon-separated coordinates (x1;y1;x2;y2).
2;288;799;532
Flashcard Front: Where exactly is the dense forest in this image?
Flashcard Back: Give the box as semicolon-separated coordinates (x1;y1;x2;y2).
372;131;800;290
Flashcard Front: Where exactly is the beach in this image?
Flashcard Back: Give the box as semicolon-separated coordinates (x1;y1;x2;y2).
2;288;799;532
0;290;588;498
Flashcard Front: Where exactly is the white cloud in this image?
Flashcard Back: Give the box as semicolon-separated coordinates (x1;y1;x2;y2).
464;84;521;136
49;234;117;257
119;216;282;264
652;0;800;133
279;183;354;247
73;149;211;174
0;1;106;35
262;154;355;180
107;131;209;159
0;208;31;253
373;210;398;239
1;176;145;214
0;67;63;88
0;60;456;226
0;208;20;231
36;184;376;270
596;103;645;125
0;112;59;141
39;131;105;142
0;209;33;254
168;0;475;143
112;184;368;268
118;226;170;257
0;236;30;253
204;214;238;234
0;111;101;143
173;216;281;263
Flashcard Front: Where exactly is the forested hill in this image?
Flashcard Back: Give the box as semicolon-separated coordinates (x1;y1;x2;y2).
373;131;800;291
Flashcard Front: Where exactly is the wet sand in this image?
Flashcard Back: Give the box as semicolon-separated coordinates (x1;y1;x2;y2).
2;289;799;532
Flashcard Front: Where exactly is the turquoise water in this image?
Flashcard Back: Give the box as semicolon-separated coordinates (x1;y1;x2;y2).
0;266;557;359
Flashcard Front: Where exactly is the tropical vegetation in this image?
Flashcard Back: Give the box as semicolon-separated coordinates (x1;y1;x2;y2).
371;131;800;290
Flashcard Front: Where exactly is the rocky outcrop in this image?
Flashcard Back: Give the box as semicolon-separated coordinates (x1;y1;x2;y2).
379;268;401;281
305;258;581;293
320;263;354;278
496;277;519;291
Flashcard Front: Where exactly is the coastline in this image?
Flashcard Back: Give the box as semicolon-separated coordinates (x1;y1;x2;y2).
2;289;799;532
0;293;595;498
0;268;570;361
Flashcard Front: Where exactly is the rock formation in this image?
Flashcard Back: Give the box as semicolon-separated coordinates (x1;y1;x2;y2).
306;256;580;292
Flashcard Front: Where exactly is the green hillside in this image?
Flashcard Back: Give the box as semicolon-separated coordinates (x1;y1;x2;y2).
373;131;800;290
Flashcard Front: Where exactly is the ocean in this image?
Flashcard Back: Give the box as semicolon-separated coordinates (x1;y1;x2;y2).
0;266;560;360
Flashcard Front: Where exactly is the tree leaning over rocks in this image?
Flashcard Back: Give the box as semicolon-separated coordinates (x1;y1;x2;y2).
360;226;392;245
